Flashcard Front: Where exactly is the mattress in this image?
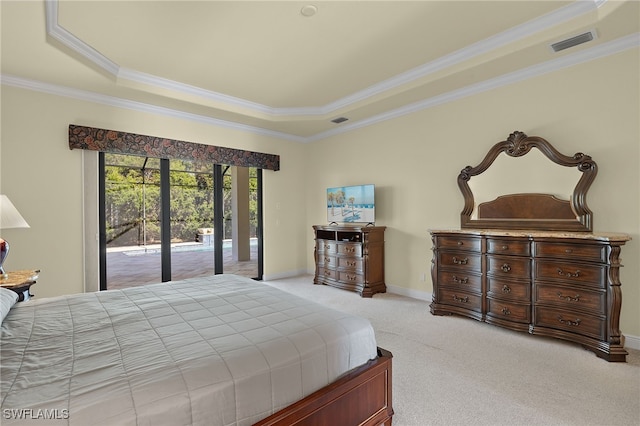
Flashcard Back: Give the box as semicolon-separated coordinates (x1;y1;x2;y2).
0;274;378;425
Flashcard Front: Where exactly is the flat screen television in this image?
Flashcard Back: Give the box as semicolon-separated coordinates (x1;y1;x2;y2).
326;184;375;224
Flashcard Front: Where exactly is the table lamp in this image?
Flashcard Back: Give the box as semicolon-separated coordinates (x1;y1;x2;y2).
0;195;30;279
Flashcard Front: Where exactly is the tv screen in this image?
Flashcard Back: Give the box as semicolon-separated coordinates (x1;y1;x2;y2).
327;184;375;224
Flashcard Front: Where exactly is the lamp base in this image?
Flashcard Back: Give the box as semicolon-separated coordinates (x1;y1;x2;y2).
0;238;9;279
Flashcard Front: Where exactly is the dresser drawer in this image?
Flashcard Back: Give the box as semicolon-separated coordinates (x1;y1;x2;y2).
337;242;362;257
339;271;364;285
535;283;605;315
437;270;481;291
436;235;482;252
486;299;530;324
437;288;482;313
317;254;336;268
338;257;363;271
487;277;530;301
534;306;605;340
316;240;337;254
534;241;607;263
486;255;530;278
438;252;481;270
317;267;337;280
535;260;606;288
487;238;531;256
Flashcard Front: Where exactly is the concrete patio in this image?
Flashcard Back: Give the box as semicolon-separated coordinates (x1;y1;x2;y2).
106;240;258;289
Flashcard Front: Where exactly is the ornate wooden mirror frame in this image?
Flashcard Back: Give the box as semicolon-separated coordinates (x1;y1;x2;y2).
458;131;597;232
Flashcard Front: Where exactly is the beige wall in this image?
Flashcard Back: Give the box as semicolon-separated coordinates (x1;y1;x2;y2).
0;86;308;296
1;48;638;340
305;48;639;338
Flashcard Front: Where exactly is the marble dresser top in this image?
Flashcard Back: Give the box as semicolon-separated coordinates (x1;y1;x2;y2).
429;229;631;242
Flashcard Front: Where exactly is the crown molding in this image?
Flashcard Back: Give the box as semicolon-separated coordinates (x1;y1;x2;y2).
45;0;119;76
10;1;638;144
307;33;640;143
324;0;604;114
2;32;637;144
0;74;306;143
116;68;275;115
44;0;606;119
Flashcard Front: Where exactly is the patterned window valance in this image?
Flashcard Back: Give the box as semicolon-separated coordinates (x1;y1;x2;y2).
68;124;280;171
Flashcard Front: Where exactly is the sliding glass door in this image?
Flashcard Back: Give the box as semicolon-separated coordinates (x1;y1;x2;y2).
168;159;215;282
100;153;262;290
101;154;163;289
222;166;260;278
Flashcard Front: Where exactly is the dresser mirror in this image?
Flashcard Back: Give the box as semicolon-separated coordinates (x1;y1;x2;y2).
458;131;597;232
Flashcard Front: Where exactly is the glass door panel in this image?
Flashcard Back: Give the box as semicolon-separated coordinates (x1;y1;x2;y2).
247;167;259;278
104;154;162;289
169;159;215;281
223;166;259;278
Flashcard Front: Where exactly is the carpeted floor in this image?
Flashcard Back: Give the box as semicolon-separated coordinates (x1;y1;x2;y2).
264;275;640;426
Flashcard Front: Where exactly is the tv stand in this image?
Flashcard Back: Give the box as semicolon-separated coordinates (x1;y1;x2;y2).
313;224;386;297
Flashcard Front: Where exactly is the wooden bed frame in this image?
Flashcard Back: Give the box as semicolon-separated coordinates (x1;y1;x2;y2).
255;347;393;426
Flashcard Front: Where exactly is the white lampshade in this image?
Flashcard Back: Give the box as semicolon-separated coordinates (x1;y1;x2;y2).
0;195;30;229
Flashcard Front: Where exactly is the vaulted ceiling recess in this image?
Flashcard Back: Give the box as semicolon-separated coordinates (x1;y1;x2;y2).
2;0;638;141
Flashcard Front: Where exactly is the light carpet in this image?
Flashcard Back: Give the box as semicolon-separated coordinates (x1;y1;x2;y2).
264;275;640;426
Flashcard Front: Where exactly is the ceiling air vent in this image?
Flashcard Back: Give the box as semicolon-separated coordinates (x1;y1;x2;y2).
331;117;349;124
550;30;596;52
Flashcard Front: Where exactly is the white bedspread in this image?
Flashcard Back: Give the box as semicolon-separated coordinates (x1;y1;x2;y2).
0;274;378;425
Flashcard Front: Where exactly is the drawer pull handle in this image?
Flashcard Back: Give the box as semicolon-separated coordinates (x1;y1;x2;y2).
557;292;580;302
452;257;469;265
452;276;469;285
501;245;509;250
565;249;573;253
325;245;331;250
347;261;357;267
325;257;331;263
557;268;580;278
324;270;331;276
502;285;511;293
501;263;511;273
457;241;463;246
347;275;357;281
345;247;355;253
558;316;581;327
453;295;469;303
501;307;511;316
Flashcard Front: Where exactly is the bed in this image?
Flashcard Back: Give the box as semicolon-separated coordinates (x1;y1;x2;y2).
0;274;393;425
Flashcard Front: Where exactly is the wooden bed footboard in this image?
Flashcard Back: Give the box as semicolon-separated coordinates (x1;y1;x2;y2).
254;347;393;426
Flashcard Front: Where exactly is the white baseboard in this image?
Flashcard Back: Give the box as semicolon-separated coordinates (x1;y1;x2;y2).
262;269;308;281
385;284;640;351
624;334;640;351
386;283;431;302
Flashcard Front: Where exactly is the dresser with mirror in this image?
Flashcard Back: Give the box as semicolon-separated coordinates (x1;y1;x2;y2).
430;131;631;362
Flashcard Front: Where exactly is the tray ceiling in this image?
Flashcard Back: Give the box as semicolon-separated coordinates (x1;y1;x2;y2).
1;0;639;141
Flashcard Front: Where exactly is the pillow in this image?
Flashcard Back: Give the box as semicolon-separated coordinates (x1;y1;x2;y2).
0;287;19;324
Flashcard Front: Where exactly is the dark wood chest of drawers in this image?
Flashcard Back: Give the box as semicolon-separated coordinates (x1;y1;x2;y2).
430;230;631;362
313;225;386;297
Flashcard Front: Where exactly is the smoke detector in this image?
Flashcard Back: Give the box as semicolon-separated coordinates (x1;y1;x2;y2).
301;5;317;17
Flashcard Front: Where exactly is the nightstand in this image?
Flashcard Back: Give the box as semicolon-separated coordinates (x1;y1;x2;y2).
0;269;39;302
